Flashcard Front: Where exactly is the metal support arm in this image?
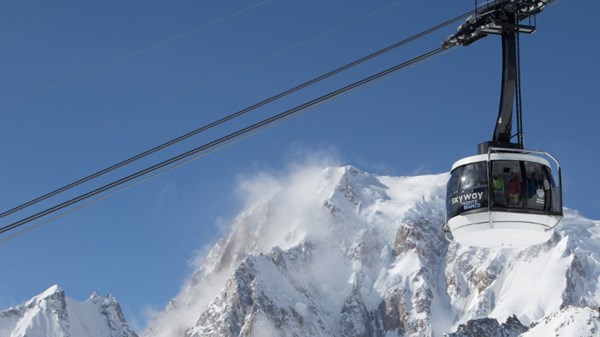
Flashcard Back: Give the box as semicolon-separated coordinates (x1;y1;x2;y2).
443;0;549;153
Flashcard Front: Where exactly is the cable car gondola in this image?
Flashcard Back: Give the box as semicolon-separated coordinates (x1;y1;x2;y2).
443;0;563;248
447;148;563;248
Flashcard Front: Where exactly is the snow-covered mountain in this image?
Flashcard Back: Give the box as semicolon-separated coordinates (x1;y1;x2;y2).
3;165;600;336
0;284;138;337
140;165;600;336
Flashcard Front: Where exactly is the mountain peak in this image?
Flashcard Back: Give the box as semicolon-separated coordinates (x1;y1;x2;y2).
4;166;599;337
142;165;600;337
1;285;138;337
44;284;62;294
89;290;101;303
36;284;63;299
22;284;66;313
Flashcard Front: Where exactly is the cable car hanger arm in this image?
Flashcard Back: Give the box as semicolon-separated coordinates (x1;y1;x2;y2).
443;0;553;153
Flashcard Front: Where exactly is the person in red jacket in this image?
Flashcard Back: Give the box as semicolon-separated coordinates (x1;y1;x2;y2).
507;172;522;205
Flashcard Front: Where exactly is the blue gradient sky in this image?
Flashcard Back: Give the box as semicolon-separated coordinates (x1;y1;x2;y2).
0;0;597;330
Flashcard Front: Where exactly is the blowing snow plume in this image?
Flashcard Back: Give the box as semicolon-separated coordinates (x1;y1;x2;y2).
135;163;600;337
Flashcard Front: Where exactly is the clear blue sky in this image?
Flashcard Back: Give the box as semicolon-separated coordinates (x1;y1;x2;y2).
0;0;597;331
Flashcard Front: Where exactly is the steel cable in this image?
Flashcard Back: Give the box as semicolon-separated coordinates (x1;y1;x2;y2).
0;10;474;221
0;45;452;237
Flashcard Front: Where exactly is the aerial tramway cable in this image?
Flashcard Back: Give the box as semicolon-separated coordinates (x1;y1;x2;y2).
2;0;411;174
0;10;474;222
0;45;452;239
0;129;247;244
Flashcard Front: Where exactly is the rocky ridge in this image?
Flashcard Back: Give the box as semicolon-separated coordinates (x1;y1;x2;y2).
142;165;600;336
0;285;138;337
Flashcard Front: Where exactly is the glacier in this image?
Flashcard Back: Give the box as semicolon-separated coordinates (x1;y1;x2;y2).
2;165;599;336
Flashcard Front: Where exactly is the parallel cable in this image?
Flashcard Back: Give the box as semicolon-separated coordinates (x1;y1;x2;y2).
0;10;474;221
0;125;259;244
1;0;410;172
0;45;452;237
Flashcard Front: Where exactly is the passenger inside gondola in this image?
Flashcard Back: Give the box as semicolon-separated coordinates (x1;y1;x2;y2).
507;171;522;205
492;174;505;206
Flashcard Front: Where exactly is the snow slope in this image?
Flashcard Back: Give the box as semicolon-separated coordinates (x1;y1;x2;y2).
4;165;600;336
141;165;600;336
522;305;600;337
0;284;138;337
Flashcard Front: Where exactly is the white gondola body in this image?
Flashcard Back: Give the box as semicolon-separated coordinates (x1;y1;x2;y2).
446;150;563;248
